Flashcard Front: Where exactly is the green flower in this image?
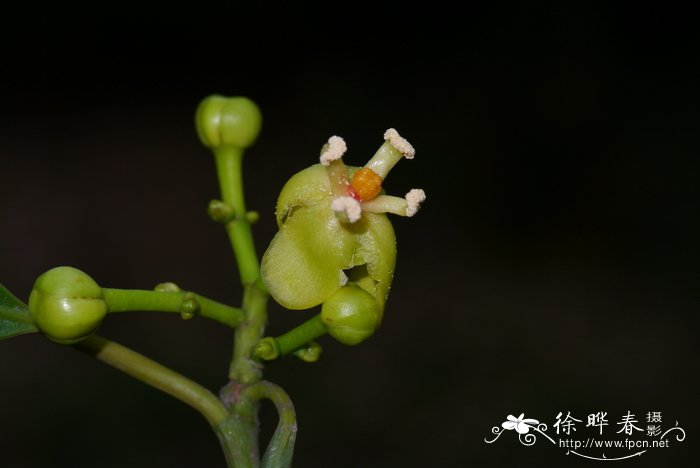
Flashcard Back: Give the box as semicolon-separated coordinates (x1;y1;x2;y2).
261;129;425;321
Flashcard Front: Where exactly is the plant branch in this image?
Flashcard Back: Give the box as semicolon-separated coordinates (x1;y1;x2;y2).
101;287;244;328
276;314;326;356
211;145;268;384
76;334;228;427
253;315;327;361
214;147;260;285
229;284;268;383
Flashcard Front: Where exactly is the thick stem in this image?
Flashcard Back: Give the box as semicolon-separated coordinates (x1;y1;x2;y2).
229;284;268;383
101;288;244;328
76;335;228;427
211;140;271;466
218;381;261;468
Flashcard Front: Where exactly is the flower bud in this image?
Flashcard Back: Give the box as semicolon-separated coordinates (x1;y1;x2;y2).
28;266;107;344
321;285;380;345
195;95;262;149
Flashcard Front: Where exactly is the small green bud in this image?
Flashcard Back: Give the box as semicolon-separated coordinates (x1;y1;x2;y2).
293;341;322;362
28;266;107;344
180;293;199;320
321;285;380;345
254;337;280;361
245;211;260;224
207;199;236;223
195;95;262;149
154;282;181;293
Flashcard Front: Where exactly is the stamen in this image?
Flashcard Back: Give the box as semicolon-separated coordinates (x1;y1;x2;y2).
331;196;362;223
361;195;407;216
361;189;426;217
383;128;415;159
320;135;350;196
319;136;347;166
364;128;415;179
405;189;426;217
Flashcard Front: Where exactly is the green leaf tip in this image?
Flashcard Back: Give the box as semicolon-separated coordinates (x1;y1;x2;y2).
0;283;38;340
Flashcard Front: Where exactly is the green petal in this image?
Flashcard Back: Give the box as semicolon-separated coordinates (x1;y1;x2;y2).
262;202;357;310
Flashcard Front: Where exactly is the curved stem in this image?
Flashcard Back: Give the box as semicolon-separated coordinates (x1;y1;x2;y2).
101;288;244;328
76;335;228;427
242;381;296;427
242;382;296;468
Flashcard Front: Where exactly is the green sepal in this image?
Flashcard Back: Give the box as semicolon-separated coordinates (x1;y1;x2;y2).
0;283;38;340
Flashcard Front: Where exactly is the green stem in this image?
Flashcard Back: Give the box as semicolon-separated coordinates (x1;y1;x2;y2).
212;145;268;383
276;314;327;356
214;146;260;285
217;399;260;468
76;335;228;427
229;284;268;383
101;288;244;328
211;139;271;466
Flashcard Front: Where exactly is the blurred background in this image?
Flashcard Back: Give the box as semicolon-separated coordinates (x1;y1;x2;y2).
0;3;697;467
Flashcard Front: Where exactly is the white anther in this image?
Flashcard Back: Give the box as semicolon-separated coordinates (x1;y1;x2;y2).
320;136;347;166
331;196;362;223
405;189;426;217
383;128;415;159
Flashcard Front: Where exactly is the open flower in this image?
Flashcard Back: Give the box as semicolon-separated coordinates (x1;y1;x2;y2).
261;129;425;318
502;414;540;434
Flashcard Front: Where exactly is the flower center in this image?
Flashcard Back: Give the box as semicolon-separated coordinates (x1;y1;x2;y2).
348;168;383;201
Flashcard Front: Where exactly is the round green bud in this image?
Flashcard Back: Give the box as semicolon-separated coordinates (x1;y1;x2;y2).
321;285;381;345
28;266;107;344
195;95;262;149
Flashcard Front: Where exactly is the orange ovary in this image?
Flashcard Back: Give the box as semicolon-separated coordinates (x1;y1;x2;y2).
349;168;383;201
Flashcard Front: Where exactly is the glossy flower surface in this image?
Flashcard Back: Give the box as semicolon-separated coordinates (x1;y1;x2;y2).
261;129;425;319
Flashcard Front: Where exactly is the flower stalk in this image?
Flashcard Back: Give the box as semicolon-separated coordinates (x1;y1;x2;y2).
14;95;423;468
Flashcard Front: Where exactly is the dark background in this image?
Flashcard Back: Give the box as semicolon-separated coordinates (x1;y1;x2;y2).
1;3;698;467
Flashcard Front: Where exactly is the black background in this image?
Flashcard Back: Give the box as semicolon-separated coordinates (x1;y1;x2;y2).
0;3;698;467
